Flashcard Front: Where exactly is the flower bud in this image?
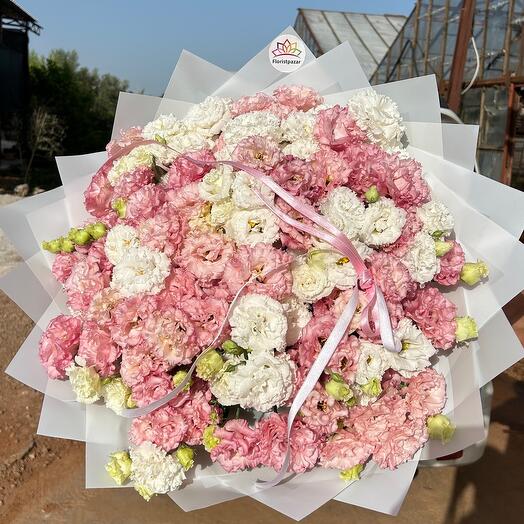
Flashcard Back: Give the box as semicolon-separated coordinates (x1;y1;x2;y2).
176;445;194;471
112;197;127;219
325;376;352;402
60;238;75;253
135;484;154;501
105;450;132;485
203;425;220;452
340;464;364;482
364;185;380;203
86;222;107;240
361;377;382;397
460;261;489;286
427;414;455;443
172;369;192;391
126;395;137;409
434;240;453;257
455;316;478;343
196;350;224;380
221;339;244;356
42;238;62;254
71;228;91;245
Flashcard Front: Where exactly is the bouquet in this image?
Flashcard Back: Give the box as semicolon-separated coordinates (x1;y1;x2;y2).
2;30;523;520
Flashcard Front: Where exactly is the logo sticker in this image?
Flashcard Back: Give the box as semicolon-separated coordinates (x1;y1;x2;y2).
268;34;306;73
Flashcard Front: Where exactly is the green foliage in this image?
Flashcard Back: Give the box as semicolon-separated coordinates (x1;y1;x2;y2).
29;49;129;155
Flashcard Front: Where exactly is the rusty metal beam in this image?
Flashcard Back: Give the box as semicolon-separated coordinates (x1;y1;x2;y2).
447;0;475;112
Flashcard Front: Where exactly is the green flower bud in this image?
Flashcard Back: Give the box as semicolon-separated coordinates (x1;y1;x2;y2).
67;228;80;241
126;395;137;409
86;222;107;240
325;377;353;401
364;185;380;203
176;445;195;471
434;240;453;257
42;238;62;254
460;261;489;286
135;484;154;501
340;463;364;482
203;425;220;452
196;350;224;381
427;414;455;443
431;230;444;240
172;370;192;391
455;316;478;343
60;238;75;253
361;378;382;398
345;396;357;408
221;339;244;355
105;450;132;485
112;197;127;219
71;228;92;245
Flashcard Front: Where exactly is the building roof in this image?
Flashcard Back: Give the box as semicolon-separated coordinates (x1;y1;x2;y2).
0;0;41;33
295;8;406;79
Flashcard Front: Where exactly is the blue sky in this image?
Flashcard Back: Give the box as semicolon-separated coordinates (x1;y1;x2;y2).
22;0;413;95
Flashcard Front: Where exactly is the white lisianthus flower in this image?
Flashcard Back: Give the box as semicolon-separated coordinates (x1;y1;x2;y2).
111;246;170;297
282;296;313;346
211;350;295;412
103;377;132;414
166;130;214;155
281;111;316;142
401;231;440;284
347;88;405;150
390;318;436;377
291;259;331;303
417;200;455;237
210;199;236;226
225;208;279;246
320;186;365;240
353;240;374;261
214;142;237;162
183;96;232;137
360;198;406;246
281;139;319;160
105;224;139;265
66;363;102;404
222;111;282;145
142;114;186;141
229;293;287;352
355;340;392;386
130;442;186;495
198;164;234;202
231;171;274;210
308;246;357;290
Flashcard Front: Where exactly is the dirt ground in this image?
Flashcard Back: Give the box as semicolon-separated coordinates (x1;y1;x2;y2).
0;291;522;524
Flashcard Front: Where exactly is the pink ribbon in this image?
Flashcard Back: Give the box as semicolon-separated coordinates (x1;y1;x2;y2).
98;138;400;483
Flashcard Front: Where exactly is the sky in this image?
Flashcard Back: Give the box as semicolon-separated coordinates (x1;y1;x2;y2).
21;0;413;95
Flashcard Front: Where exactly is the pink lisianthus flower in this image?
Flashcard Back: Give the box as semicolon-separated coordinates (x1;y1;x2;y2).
106;126;142;157
314;105;367;150
211;419;261;472
77;321;121;377
130;371;173;408
369;252;415;303
327;335;360;384
296;313;337;370
165;182;204;221
120;345;170;387
177;232;234;282
273;85;323;112
300;384;349;435
85;288;122;327
143;307;200;366
165;149;214;190
384;157;431;209
84;167;115;219
180;385;218;445
270;157;315;196
383;208;423;258
405;368;446;419
129;404;188;452
138;202;186;257
64;240;112;313
124;183;166;224
319;429;373;470
343;142;386;196
276;196;315;250
112;165;154;200
434;241;465;286
39;315;82;379
181;296;229;348
256;413;321;473
232;136;281;171
155;268;202;309
403;287;457;350
372;417;428;470
230;92;275;117
51;251;85;284
222;244;293;300
310;147;351;194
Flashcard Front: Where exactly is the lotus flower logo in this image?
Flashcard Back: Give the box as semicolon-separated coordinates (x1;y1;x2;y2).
272;38;302;58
